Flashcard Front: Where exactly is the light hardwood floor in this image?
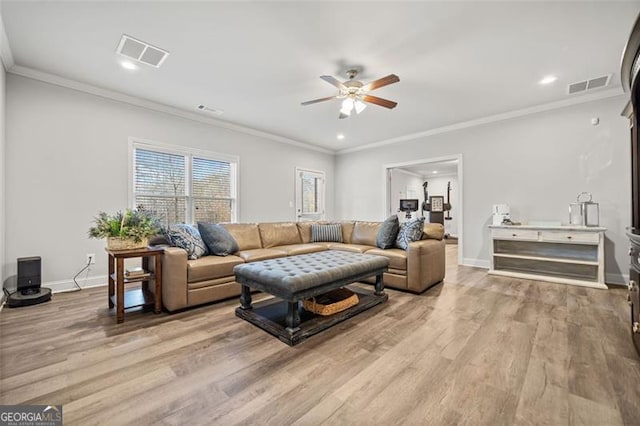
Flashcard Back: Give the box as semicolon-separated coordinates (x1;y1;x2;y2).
1;245;638;425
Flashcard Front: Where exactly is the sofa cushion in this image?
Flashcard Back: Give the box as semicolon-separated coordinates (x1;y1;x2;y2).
274;244;327;256
364;248;407;270
221;223;262;251
328;243;374;254
311;223;343;242
376;215;400;249
198;222;239;256
236;248;287;262
259;222;301;248
187;255;244;283
422;223;445;241
396;217;425;250
351;221;382;246
166;224;208;260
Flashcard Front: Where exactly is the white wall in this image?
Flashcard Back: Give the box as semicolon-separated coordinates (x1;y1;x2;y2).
336;96;630;284
0;61;5;289
389;169;423;222
424;174;458;237
5;74;335;288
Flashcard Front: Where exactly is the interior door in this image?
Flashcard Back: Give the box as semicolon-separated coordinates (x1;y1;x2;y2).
295;168;325;221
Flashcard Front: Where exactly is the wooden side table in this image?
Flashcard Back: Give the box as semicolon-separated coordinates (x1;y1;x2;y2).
106;246;164;323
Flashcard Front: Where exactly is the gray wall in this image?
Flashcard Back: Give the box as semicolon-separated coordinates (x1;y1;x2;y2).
5;74;335;288
335;96;630;284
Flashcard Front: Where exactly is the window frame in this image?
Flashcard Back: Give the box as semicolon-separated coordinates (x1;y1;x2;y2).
295;167;326;221
128;137;240;224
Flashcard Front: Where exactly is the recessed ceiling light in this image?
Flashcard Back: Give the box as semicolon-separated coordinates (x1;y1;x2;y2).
539;75;557;85
337;133;345;140
121;61;138;70
432;171;438;174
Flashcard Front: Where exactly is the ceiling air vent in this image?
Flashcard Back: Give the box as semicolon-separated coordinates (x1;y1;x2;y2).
116;34;169;68
197;105;224;116
567;74;611;94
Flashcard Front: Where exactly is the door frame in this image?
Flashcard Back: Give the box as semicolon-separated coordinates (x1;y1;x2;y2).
382;154;463;266
295;167;326;221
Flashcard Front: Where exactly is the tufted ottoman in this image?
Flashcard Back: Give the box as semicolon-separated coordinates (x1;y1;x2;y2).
234;251;389;345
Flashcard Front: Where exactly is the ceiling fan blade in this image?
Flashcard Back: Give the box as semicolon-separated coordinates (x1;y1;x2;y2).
361;95;398;109
361;74;400;92
320;75;347;90
301;96;337;106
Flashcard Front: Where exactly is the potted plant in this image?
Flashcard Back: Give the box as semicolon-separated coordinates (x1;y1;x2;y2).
89;209;161;250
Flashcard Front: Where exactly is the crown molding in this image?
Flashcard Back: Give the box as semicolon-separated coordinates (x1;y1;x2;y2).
8;65;334;155
0;12;15;70
337;87;626;155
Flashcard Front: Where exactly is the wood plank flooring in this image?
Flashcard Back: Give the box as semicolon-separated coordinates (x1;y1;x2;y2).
1;245;638;425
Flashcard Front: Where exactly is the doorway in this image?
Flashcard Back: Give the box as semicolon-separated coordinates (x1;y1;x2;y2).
383;154;463;265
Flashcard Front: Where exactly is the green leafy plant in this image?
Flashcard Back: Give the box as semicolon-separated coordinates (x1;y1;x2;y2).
88;209;160;242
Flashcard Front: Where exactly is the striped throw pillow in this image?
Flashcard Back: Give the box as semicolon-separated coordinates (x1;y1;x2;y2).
311;224;343;243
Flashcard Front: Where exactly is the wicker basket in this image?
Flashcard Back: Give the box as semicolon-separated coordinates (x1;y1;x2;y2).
303;288;359;316
106;237;149;251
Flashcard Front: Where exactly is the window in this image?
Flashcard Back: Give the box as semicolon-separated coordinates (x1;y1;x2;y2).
295;168;325;221
131;141;238;226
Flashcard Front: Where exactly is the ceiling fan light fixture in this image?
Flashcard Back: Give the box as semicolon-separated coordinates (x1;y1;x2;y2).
354;99;367;114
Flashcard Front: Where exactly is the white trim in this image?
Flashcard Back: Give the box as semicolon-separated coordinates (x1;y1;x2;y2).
129;137;240;223
338;88;625;155
606;273;630;286
463;258;491;269
0;12;14;71
8;65;334;155
46;276;106;293
383;154;463;266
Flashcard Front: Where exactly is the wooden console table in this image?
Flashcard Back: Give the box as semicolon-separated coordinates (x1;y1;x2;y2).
106;246;164;323
488;225;607;289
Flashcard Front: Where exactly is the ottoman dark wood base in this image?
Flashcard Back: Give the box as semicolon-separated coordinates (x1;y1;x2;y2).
233;251;390;346
235;286;388;346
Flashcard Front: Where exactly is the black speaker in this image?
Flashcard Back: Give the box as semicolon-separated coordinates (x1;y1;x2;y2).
17;256;41;295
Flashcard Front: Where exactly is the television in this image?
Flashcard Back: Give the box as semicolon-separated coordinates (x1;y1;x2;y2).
399;199;419;212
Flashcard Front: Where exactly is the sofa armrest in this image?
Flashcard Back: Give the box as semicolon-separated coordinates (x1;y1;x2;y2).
162;247;189;312
406;239;446;293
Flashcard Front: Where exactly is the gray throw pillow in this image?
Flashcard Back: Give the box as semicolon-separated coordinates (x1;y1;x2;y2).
198;222;239;256
311;223;343;242
166;224;209;260
376;215;400;249
395;217;425;250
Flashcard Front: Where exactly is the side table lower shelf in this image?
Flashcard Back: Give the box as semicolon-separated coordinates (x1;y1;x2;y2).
109;287;156;312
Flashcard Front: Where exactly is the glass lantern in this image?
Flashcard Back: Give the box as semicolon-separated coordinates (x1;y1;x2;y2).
569;192;599;227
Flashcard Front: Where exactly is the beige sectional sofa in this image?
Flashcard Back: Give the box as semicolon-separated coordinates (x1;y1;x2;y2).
158;221;446;312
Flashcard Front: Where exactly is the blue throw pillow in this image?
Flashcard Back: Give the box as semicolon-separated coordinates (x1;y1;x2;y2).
198;222;239;256
376;215;400;249
166;224;209;260
311;223;343;242
395;217;425;250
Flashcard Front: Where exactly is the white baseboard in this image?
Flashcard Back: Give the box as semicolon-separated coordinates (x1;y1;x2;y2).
462;258;490;269
605;273;629;287
45;276;107;293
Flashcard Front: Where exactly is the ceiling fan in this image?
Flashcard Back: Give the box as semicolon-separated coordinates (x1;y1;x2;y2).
301;69;400;119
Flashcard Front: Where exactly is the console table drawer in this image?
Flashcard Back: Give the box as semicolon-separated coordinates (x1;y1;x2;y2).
492;229;539;241
540;231;599;244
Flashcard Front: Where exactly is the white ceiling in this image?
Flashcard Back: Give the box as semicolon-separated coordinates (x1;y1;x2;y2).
400;159;458;178
2;1;639;152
